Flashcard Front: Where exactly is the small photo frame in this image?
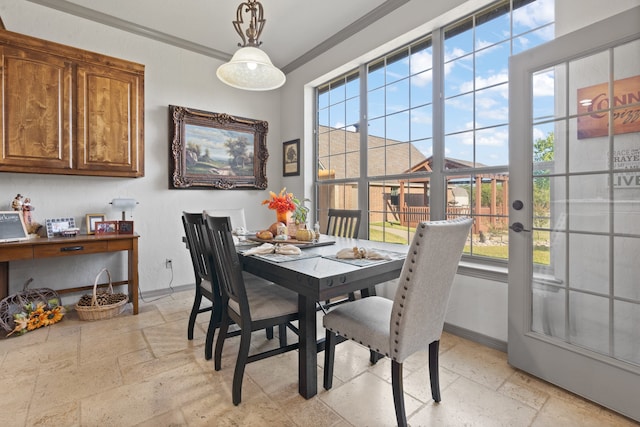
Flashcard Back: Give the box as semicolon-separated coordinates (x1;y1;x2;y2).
86;213;106;235
283;139;300;176
45;217;76;238
117;220;134;234
95;220;118;235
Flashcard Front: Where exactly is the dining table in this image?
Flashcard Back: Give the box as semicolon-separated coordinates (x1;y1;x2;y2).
237;235;408;399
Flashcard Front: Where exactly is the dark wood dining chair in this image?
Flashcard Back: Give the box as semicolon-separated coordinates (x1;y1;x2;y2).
323;209;370;308
182;212;218;353
323;217;473;427
182;212;275;361
204;214;300;406
326;208;361;238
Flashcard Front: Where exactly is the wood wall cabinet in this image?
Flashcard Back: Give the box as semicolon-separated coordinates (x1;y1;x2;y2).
0;29;144;177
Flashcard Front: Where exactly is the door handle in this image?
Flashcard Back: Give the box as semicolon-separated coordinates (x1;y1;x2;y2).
509;222;531;233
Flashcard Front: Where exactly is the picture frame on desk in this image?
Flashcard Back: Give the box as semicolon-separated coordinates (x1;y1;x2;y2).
95;221;118;235
86;214;105;235
45;218;76;238
117;220;134;235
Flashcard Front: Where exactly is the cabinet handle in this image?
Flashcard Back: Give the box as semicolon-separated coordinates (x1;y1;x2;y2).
60;246;84;252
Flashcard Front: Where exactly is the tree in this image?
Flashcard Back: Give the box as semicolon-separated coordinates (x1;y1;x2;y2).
225;136;250;169
534;132;554;163
533;132;554;230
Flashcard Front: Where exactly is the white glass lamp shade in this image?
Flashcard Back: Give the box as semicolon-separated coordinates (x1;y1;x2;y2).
111;198;138;220
216;46;286;91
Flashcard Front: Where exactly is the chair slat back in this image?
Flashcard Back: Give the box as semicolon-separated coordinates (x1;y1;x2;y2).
326;209;361;238
182;212;213;291
204;215;249;315
391;217;473;362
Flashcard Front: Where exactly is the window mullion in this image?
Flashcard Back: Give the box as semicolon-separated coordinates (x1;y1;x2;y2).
358;63;368;237
430;27;446;221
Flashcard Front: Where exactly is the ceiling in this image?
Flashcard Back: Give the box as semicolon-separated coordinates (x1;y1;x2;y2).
26;0;411;74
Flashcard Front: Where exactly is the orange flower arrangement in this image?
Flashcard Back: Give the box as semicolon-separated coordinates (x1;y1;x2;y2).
262;188;296;214
7;300;65;337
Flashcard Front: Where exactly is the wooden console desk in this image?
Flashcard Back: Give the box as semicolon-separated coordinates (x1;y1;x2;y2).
0;234;139;314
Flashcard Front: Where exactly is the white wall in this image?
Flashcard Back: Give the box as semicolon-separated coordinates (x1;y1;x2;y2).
0;0;285;299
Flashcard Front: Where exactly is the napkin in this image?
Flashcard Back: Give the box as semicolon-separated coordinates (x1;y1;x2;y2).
243;243;275;255
243;243;302;256
275;244;302;255
336;247;391;260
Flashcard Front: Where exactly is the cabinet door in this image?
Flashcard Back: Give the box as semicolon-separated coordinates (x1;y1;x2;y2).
76;63;144;177
0;46;72;171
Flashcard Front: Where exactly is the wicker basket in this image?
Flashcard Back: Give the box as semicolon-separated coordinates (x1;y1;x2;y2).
75;268;128;321
0;278;62;332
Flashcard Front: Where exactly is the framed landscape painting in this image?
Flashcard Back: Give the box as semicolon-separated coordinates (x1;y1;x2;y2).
169;105;269;189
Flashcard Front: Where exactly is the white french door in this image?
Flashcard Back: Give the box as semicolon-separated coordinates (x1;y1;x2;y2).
508;8;640;421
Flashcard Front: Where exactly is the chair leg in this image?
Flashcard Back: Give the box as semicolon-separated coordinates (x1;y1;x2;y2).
232;326;252;406
360;286;377;298
187;290;202;340
204;308;217;360
323;330;337;390
391;360;408;427
278;324;288;347
370;349;383;364
214;310;230;371
266;326;274;340
429;340;441;402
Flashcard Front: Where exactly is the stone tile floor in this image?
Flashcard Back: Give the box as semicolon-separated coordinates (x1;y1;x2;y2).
0;289;637;426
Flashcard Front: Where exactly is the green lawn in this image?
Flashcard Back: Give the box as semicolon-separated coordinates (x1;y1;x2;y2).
371;222;551;264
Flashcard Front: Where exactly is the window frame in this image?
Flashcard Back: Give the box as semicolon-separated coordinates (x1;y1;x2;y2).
314;0;554;273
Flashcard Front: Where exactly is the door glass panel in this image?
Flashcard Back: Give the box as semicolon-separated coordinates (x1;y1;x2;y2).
532;283;566;339
533;68;561;122
569;51;610;117
568;174;609;232
568;233;609;294
570;291;610;354
614;300;640;365
613;236;640;300
569;118;609;173
530;36;640;369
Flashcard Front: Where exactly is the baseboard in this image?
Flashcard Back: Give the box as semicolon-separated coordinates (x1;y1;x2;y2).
139;283;192;300
443;323;507;353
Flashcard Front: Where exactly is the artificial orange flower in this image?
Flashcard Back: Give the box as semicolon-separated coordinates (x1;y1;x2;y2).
262;188;296;213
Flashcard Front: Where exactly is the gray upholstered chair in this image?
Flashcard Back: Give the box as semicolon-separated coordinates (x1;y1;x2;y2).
205;214;300;406
323;217;473;427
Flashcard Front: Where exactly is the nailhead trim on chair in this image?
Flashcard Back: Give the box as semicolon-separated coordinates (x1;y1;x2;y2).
326;326;389;357
391;222;426;361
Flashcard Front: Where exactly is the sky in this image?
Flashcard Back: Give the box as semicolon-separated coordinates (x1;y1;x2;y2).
318;0;556;169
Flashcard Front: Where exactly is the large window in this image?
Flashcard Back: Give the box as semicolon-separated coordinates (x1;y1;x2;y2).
315;0;555;263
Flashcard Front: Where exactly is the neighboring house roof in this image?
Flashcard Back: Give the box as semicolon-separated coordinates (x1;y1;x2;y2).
318;125;427;179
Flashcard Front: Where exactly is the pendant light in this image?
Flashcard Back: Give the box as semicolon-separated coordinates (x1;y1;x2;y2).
216;0;286;91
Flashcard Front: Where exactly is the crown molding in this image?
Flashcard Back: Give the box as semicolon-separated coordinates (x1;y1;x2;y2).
26;0;232;60
282;0;410;74
27;0;409;74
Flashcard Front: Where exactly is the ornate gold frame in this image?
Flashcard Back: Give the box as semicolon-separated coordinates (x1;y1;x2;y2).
169;105;269;189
